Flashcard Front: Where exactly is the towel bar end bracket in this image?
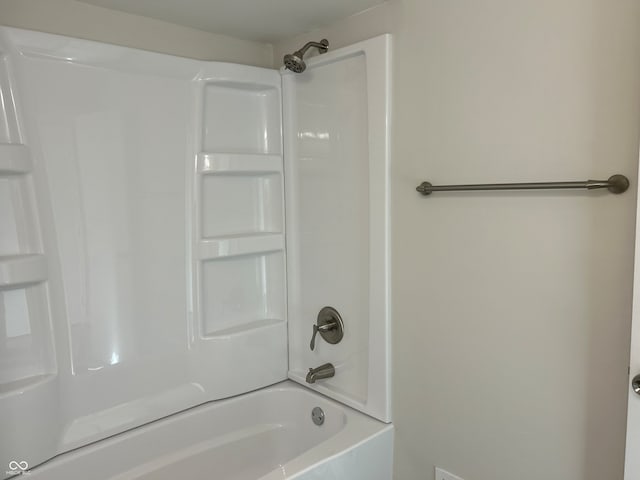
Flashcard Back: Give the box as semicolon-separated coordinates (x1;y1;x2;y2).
607;174;630;194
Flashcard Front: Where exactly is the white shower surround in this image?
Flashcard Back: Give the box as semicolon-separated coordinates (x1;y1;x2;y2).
0;26;392;479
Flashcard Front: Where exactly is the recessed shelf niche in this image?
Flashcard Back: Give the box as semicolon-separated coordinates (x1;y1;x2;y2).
201;173;283;238
201;252;285;336
0;177;40;257
192;70;286;372
0;284;55;388
202;82;281;155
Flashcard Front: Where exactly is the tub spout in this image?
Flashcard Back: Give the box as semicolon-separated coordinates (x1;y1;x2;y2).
305;363;335;384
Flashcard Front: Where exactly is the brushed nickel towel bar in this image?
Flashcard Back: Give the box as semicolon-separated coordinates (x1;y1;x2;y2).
416;174;630;196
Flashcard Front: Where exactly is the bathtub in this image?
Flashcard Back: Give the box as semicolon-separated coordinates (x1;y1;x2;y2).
23;381;393;480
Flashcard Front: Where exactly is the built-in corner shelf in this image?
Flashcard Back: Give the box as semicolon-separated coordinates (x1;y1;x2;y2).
197;153;282;175
0;144;31;175
0;254;47;288
198;233;284;260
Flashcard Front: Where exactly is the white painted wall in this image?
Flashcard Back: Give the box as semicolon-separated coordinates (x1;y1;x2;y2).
0;0;272;67
276;1;640;479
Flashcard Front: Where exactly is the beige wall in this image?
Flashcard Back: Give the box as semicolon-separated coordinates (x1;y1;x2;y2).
278;1;640;479
0;0;272;67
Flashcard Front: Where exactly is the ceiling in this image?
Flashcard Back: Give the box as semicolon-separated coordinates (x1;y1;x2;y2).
77;0;386;43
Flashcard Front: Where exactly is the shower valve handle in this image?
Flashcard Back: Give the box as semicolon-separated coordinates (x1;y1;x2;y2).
310;323;334;351
310;324;319;351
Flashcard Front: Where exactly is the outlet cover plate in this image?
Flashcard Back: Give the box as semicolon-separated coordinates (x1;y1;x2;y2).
435;467;465;480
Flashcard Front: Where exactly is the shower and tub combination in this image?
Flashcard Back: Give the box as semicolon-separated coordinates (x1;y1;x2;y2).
0;27;392;479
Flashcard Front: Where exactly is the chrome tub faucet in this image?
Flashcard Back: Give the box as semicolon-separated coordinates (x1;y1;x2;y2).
305;363;335;384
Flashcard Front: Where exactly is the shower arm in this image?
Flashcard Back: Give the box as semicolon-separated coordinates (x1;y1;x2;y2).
296;40;329;56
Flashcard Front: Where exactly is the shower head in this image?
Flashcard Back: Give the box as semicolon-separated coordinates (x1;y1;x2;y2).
283;52;306;73
283;39;329;73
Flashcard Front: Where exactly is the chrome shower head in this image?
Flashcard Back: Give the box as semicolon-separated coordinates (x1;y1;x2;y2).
284;52;306;73
283;39;329;73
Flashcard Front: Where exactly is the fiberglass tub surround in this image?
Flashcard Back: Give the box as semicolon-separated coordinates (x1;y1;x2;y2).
0;27;391;479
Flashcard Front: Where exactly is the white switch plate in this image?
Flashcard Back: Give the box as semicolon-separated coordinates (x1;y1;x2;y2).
435;467;465;480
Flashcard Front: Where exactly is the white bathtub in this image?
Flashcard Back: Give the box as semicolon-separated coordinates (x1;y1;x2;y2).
24;381;393;480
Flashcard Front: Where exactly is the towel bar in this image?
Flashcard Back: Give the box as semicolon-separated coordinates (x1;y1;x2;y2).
416;174;629;196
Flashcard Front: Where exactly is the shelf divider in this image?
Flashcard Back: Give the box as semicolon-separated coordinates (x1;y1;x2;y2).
198;233;284;260
0;254;47;288
197;153;282;175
